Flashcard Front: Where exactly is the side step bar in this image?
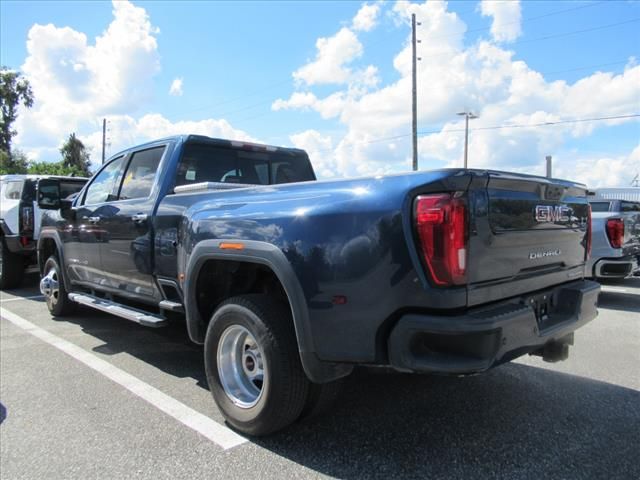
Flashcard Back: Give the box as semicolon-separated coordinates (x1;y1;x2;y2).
68;293;167;328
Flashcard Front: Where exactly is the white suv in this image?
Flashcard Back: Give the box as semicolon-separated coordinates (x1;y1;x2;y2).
1;175;87;289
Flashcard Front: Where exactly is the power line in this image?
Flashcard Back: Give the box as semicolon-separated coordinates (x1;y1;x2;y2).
339;113;640;148
438;0;607;41
416;18;640;63
543;59;636;76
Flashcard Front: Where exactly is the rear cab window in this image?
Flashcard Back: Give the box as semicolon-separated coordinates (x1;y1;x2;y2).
589;202;611;212
174;143;314;189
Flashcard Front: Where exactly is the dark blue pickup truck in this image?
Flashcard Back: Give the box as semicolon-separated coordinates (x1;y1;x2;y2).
36;134;599;435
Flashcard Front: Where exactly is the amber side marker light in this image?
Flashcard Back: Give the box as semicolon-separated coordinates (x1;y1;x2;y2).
219;242;245;250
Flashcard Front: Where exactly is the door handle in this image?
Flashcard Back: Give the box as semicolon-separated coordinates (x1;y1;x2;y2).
88;216;101;224
131;213;148;224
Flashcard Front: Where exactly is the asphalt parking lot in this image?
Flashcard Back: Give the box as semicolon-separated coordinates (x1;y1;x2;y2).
1;275;639;480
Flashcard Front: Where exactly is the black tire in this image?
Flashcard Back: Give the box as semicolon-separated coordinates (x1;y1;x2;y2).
41;255;75;316
0;237;24;290
299;378;344;421
204;294;310;436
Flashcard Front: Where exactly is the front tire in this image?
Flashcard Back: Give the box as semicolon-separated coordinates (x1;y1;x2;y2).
41;255;75;316
204;294;310;436
0;237;24;290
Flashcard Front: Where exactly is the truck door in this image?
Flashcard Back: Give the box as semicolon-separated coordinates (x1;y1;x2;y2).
97;146;166;303
66;156;126;287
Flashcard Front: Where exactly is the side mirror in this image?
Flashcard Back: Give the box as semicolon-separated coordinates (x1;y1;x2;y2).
37;179;62;210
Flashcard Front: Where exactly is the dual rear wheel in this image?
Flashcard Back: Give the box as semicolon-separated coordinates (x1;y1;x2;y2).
204;294;342;436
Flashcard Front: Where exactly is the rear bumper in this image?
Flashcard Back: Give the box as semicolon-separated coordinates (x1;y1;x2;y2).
2;234;35;255
592;256;639;278
388;280;600;375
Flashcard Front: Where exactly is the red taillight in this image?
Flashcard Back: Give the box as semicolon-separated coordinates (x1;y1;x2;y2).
585;204;592;260
606;218;624;248
415;193;467;286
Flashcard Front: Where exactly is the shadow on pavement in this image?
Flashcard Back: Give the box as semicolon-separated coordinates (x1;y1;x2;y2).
598;291;640;313
55;307;208;389
255;365;639;479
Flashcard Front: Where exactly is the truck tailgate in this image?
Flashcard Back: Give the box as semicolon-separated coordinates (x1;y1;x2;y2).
467;172;589;306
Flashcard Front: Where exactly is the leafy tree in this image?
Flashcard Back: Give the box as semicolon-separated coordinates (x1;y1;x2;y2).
60;133;91;176
0;149;28;174
27;160;87;177
0;67;33;157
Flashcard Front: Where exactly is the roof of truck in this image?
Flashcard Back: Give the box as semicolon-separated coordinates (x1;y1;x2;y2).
106;134;307;162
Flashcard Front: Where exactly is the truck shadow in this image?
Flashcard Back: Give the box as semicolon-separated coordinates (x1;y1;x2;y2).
598;291;640;313
256;365;640;479
44;304;639;478
55;307;209;389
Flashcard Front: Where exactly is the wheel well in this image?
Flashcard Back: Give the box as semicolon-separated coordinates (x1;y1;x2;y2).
39;238;58;273
195;259;289;326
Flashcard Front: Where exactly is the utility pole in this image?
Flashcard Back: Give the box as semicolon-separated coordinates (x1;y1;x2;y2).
411;13;418;171
546;155;553;178
101;118;106;164
457;111;478;169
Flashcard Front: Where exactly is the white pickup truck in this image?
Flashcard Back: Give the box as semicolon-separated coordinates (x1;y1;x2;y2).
587;197;640;279
1;175;87;289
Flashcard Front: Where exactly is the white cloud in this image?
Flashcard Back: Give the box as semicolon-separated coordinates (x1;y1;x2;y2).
169;77;183;96
293;27;364;86
82;114;256;163
16;0;161;153
276;1;639;184
353;3;381;32
554;145;640;188
14;0;251;169
480;0;522;43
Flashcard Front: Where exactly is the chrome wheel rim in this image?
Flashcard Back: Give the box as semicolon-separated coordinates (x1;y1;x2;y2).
217;325;266;408
40;265;60;309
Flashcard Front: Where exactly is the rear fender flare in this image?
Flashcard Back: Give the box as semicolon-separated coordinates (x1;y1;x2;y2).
183;239;352;383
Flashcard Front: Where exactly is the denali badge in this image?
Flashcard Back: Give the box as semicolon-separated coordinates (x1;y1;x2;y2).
529;249;562;260
535;205;571;223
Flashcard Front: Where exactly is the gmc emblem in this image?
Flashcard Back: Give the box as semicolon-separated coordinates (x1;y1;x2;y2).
535;205;571;223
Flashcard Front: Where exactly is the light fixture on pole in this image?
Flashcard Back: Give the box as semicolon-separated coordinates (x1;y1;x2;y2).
457;111;478;169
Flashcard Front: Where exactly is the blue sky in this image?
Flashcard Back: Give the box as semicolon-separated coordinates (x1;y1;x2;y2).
1;0;639;186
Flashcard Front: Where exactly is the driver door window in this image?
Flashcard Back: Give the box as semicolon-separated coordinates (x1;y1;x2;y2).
83;156;125;205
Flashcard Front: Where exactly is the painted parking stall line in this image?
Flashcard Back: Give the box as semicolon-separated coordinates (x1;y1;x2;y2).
0;309;247;451
0;295;45;303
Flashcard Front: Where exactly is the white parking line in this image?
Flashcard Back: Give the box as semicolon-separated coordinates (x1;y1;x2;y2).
0;295;45;303
0;309;247;451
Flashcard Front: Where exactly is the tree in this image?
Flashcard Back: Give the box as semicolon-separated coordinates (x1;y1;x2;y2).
0;149;28;174
27;160;87;177
60;133;91;176
0;67;33;156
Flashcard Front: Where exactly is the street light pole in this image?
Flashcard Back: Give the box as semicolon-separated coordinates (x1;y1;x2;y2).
457;111;478;169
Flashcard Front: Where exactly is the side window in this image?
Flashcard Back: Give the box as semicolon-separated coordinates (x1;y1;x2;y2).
4;181;24;200
83;156;125;205
621;201;640;212
119;146;165;200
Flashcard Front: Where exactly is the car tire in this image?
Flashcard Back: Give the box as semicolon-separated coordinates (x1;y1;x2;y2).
0;237;24;290
41;255;75;316
204;294;310;436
